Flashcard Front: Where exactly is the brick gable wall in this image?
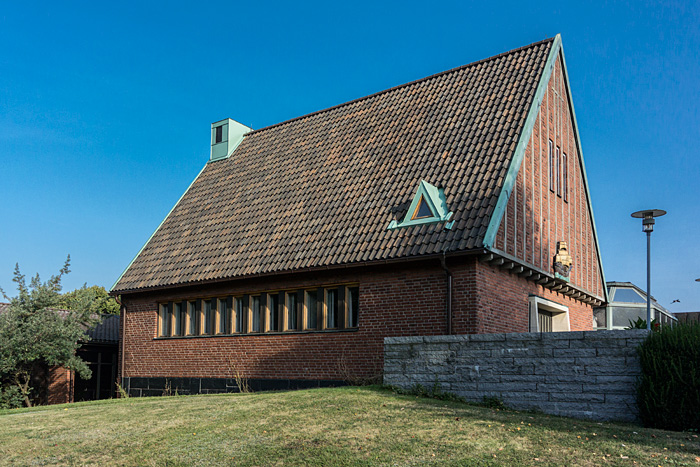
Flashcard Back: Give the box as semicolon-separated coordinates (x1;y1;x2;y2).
494;52;604;300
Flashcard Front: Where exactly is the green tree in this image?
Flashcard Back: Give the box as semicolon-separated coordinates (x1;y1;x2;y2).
0;257;96;407
61;284;120;315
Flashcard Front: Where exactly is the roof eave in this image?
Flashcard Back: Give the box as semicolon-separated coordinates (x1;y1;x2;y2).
112;248;487;296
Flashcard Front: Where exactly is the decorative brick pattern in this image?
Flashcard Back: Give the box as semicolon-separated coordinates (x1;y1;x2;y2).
384;330;648;422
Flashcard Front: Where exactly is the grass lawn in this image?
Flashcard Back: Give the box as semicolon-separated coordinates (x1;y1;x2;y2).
0;386;698;466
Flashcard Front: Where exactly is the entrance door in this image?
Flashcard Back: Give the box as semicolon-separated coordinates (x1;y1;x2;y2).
538;310;553;332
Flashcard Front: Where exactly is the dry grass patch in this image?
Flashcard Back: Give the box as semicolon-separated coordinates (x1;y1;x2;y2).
0;386;698;466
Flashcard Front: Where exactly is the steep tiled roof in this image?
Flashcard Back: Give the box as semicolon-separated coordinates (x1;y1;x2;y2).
114;38;554;293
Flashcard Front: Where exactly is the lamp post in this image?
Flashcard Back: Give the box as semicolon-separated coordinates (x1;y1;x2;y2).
631;209;667;330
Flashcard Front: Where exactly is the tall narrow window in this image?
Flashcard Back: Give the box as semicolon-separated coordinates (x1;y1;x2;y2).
548;140;554;192
188;301;197;335
218;298;230;334
326;288;339;329
346;286;359;328
286;293;298;330
305;290;318;329
202;300;212;335
562;152;568;202
215;125;223;144
173;302;184;336
234;297;245;333
556;146;561;197
250;296;261;332
268;294;279;332
159;303;171;337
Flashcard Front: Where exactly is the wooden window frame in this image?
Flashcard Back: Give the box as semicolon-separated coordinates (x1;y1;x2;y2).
324;287;344;330
410;195;433;220
249;295;264;333
173;302;186;336
266;292;282;332
186;300;197;336
218;297;233;335
158;303;171;337
201;299;212;335
304;289;320;330
156;283;360;338
233;296;247;334
345;285;360;329
284;292;293;331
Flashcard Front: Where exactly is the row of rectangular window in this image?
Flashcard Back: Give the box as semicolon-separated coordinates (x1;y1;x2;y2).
547;139;568;202
158;285;360;338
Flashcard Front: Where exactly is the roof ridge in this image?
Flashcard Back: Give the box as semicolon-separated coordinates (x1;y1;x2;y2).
246;36;556;136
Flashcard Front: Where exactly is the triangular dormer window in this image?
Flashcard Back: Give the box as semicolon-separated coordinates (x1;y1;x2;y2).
388;180;455;230
412;196;434;220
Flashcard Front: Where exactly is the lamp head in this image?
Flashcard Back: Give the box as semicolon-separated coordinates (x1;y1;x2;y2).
631;209;666;233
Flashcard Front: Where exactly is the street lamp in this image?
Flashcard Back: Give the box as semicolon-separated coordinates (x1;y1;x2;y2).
631;209;667;330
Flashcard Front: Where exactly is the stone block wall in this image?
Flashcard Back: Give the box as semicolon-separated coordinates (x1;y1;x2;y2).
384;329;648;422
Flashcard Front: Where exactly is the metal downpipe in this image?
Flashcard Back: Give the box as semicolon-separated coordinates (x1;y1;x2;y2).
440;252;453;335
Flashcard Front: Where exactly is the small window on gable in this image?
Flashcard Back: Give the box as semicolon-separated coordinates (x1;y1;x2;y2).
215;125;223;144
388;180;454;230
548;140;554;192
562;152;568;202
556;146;561;197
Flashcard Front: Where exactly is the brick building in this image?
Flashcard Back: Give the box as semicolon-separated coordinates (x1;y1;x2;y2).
112;35;607;395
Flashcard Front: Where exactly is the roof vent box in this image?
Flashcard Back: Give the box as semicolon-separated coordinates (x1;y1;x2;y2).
210;118;252;161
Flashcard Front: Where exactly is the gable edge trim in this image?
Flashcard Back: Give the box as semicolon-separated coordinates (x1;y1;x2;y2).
482;34;562;249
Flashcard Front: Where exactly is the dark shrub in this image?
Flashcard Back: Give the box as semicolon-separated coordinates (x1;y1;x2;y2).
637;322;700;431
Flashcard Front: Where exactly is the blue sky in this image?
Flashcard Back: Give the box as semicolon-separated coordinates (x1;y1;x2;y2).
1;1;698;311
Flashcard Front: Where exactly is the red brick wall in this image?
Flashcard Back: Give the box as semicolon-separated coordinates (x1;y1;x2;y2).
47;366;72;405
467;260;593;334
494;52;604;300
122;257;594;382
122;261;449;381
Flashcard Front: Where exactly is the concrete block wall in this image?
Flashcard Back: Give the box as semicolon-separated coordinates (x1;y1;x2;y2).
384;329;648;422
